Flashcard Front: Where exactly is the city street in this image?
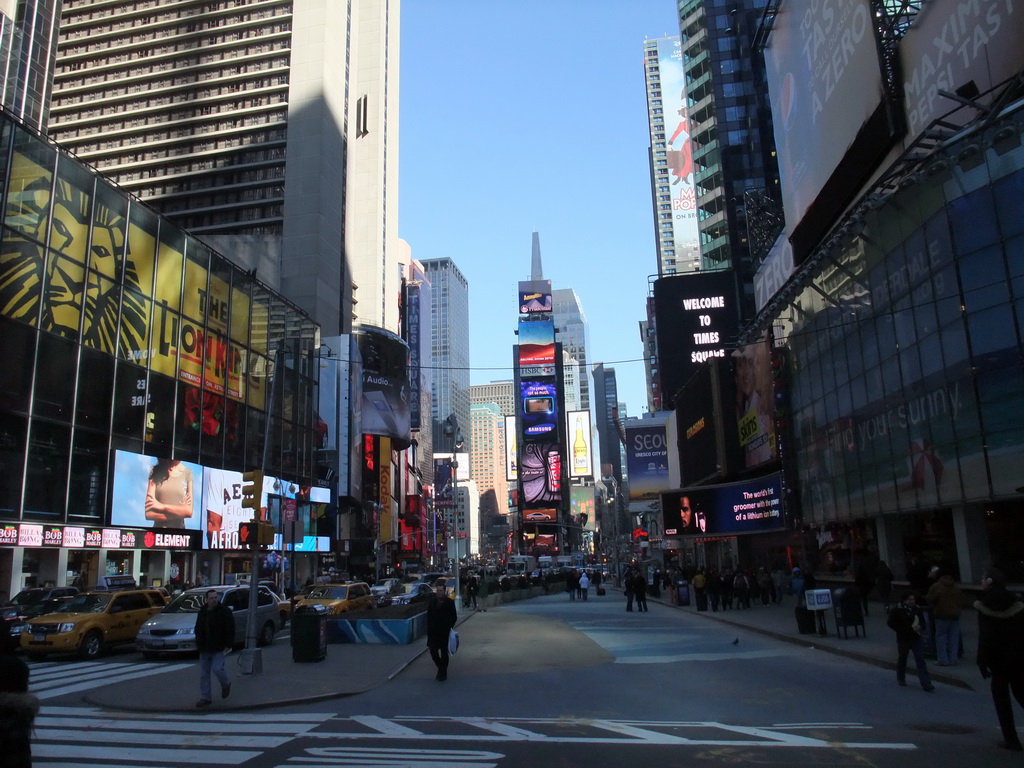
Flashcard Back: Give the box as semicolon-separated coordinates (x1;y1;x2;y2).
28;591;1018;768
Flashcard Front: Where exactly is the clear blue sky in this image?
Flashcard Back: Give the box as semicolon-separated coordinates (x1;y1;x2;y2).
399;1;680;415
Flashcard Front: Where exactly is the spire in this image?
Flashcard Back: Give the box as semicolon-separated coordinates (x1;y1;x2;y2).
531;231;544;280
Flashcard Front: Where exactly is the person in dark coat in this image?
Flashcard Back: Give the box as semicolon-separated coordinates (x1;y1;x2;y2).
975;568;1024;751
0;653;38;768
887;591;934;692
426;583;458;681
194;589;235;707
633;570;649;612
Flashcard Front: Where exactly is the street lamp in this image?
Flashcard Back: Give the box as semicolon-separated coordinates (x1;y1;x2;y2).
443;414;464;602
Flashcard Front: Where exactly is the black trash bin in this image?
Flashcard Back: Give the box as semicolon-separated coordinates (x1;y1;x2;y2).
832;587;865;638
291;604;328;662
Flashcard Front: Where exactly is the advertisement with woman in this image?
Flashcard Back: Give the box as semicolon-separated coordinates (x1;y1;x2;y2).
110;451;203;530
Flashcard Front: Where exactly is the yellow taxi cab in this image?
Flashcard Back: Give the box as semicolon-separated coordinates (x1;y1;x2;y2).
294;582;374;615
21;588;167;660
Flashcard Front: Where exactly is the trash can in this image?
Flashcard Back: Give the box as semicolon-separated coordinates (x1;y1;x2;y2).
676;579;690;607
291;604;328;662
795;604;817;634
833;587;865;639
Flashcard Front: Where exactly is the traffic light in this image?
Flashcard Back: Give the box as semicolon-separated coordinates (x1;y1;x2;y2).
241;469;263;511
238;520;275;548
257;520;276;546
238;521;257;548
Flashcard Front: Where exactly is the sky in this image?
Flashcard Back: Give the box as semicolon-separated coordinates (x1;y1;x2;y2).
398;1;680;416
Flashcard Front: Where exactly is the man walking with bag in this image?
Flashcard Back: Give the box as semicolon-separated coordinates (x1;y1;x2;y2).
426;583;457;681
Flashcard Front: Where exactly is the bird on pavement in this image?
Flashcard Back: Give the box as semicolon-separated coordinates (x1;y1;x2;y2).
731;638;739;645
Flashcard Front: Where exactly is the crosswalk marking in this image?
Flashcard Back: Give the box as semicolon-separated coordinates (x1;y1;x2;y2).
34;705;336;767
287;746;505;767
30;708;917;767
30;659;194;700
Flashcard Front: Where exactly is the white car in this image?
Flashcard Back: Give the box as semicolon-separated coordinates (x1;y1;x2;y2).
136;585;281;658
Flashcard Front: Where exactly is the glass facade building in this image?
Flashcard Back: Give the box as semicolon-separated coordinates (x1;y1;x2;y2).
0;112;319;598
775;110;1024;583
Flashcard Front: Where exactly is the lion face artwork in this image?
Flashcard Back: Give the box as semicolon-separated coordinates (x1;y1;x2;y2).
0;149;149;358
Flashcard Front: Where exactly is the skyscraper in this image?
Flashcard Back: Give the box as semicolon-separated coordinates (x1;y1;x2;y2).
644;36;701;277
530;233;593;411
676;0;781;317
0;0;61;132
47;0;401;337
422;257;470;455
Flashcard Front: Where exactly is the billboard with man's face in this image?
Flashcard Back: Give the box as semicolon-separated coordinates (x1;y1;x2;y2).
661;474;785;537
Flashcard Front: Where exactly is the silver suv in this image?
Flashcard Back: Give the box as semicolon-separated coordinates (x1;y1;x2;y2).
136;585;280;658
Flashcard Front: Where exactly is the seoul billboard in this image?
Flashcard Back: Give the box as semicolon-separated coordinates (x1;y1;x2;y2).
625;419;670;502
661;474;785;538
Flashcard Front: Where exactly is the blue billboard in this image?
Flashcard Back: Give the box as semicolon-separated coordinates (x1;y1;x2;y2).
661;474;785;537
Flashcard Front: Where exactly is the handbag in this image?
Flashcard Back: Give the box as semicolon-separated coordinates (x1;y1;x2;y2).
447;628;459;655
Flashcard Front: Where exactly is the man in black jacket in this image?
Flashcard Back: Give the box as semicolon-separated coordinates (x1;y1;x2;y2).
975;568;1024;751
195;589;235;707
426;583;457;681
887;592;934;692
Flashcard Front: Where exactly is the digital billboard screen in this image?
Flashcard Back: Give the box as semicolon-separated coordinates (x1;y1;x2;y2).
733;333;778;470
567;410;593;479
625;420;670;502
653;271;739;408
520;441;562;508
519;380;558;438
110;451;204;531
661;474;784;537
518;319;555;368
519;279;552;314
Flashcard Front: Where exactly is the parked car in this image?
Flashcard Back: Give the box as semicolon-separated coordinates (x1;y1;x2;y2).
371;578;400;607
235;579;293;626
389;582;434;606
293;582;374;615
1;596;74;653
135;584;282;658
21;588;167;660
2;586;79;620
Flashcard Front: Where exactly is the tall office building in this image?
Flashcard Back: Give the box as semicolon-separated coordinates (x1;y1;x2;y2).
676;0;781;318
470;381;514;417
644;36;700;277
422;257;470;455
0;0;61;132
47;0;402;337
470;402;509;520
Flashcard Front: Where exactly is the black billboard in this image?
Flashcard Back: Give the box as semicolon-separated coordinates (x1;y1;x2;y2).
653;271;740;406
674;358;739;486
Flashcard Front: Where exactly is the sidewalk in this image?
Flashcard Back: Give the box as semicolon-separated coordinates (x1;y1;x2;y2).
641;586;983;691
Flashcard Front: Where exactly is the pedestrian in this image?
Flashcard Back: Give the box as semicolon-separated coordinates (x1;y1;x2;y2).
886;591;935;692
467;573;479;611
854;557;877;616
876;560;894;612
633;570;649;612
624;569;635;612
974;567;1024;751
719;570;733;610
789;566;807;607
770;566;786;605
733;570;750;609
578;569;590;601
194;588;234;708
0;653;38;768
707;569;720;612
756;567;772;606
692;569;708;612
477;571;489;612
426;583;458;681
925;568;963;666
